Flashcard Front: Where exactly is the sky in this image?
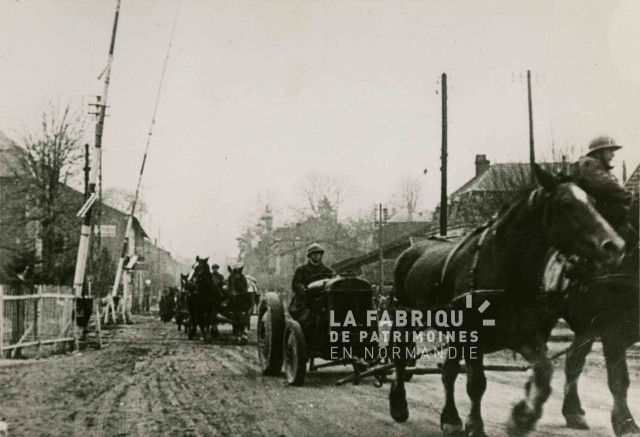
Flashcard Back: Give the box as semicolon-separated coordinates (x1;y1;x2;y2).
1;0;639;262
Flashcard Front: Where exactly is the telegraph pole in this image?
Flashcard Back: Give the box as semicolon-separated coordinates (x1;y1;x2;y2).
83;144;90;200
527;70;535;183
440;73;448;237
73;0;121;298
376;204;388;294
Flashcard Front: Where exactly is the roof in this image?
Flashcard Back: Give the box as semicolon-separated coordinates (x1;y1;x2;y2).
0;131;28;177
380;222;430;246
1;130;149;239
331;222;435;271
451;162;567;199
625;163;640;195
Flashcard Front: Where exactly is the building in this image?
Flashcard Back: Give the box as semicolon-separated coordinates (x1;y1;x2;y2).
332;155;568;287
442;155;568;230
624;163;640;197
0;131;189;307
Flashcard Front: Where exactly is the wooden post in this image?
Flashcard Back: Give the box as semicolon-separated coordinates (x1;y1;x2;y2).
440;73;448;237
527;70;535;184
36;286;43;357
94;298;103;349
378;204;384;294
0;286;4;357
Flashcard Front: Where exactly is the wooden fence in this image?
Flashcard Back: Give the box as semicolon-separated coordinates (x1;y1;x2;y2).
0;284;76;358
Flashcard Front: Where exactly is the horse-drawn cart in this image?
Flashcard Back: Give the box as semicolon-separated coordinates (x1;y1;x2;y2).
257;273;383;386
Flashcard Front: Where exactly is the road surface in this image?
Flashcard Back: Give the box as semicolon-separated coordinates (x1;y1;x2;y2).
0;315;638;436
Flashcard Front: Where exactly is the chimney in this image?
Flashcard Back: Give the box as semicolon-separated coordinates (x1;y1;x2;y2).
475;154;490;176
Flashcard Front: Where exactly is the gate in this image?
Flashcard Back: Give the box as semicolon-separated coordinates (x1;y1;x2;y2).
0;284;76;358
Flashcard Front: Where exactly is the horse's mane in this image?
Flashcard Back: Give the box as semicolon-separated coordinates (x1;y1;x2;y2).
492;171;577;235
491;189;534;236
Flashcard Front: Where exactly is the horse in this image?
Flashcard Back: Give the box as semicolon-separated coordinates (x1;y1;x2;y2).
159;287;176;323
226;265;254;344
186;257;221;341
561;196;639;437
388;165;625;437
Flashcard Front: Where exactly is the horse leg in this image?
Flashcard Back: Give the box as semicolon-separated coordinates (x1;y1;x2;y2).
388;319;414;423
440;351;464;436
211;310;219;338
601;327;640;437
508;341;553;436
465;351;487;437
562;333;594;430
389;359;409;423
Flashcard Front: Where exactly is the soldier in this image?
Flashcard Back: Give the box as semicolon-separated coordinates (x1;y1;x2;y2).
290;243;334;336
211;264;225;288
572;136;636;247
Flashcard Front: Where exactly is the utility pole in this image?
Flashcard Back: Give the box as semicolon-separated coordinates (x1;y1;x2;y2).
527;70;535;183
83;144;90;200
376;204;388;295
440;73;448;237
73;0;121;298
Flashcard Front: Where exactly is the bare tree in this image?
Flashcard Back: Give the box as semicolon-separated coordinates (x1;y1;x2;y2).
391;175;423;221
15;102;86;283
298;172;353;219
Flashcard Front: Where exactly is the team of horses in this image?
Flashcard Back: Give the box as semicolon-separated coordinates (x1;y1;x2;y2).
159;258;257;344
389;165;638;437
157;166;637;436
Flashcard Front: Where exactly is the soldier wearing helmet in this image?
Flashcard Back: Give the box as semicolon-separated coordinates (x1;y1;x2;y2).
572;136;636;246
289;243;334;334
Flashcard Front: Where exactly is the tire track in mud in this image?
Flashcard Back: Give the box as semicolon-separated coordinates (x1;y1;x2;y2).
162;360;227;436
71;379;131;437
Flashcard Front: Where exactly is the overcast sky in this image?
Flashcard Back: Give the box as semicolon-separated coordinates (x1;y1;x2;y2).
1;0;639;262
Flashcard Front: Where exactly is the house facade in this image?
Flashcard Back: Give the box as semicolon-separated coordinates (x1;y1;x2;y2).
0;131;189;307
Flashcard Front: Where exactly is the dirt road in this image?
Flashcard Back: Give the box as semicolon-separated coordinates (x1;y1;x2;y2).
0;316;638;436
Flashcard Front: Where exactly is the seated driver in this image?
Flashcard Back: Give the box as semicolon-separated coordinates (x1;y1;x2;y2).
290;243;334;336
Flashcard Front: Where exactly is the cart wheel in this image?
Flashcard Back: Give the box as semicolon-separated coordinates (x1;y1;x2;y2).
283;319;307;386
257;292;285;375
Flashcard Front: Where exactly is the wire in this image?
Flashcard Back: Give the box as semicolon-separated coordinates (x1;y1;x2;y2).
129;0;182;218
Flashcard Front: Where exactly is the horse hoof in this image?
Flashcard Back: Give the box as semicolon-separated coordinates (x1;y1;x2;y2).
465;422;488;437
565;413;590;430
615;418;640;437
507;401;539;436
389;382;409;423
441;423;465;437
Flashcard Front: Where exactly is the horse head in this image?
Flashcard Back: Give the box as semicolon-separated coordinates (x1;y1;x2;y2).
227;265;248;295
531;165;625;271
190;256;212;291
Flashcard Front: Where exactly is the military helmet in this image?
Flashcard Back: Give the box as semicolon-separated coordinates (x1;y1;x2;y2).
587;136;622;156
307;243;324;257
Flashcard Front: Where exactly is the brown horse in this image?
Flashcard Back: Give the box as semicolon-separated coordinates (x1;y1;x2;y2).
226;265;253;344
561;196;639;437
187;257;222;341
388;166;625;437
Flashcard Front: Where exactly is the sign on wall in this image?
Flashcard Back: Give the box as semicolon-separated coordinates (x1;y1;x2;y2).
93;225;117;238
